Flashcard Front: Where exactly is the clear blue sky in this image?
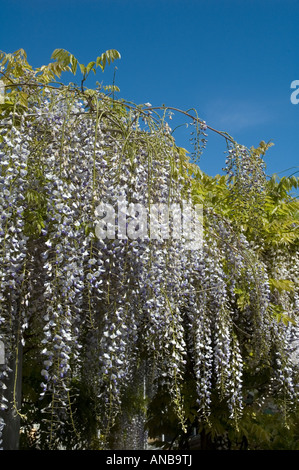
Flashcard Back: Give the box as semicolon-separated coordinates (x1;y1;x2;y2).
1;0;299;180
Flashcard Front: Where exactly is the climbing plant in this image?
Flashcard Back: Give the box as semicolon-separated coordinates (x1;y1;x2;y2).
0;49;298;450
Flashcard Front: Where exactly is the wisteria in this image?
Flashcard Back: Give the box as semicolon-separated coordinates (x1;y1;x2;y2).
0;53;298;450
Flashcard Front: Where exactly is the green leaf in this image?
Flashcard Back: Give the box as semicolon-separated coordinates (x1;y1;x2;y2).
269;278;294;293
51;48;70;66
234;287;251;311
103;84;120;92
18;91;28;108
69;54;78;74
79;63;87;76
86;61;96;75
96;49;121;72
269;303;296;326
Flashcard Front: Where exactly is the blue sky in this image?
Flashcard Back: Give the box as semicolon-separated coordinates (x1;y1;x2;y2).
1;0;299;181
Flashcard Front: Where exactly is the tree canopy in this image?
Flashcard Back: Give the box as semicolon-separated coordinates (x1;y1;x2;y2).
0;48;298;450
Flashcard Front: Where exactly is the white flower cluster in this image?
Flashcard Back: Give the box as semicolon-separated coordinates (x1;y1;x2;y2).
0;116;30;418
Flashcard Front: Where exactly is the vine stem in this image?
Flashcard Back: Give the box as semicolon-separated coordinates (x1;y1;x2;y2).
104;100;236;144
1;76;235;145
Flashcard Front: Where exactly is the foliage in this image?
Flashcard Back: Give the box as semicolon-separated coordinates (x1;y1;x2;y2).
0;48;298;450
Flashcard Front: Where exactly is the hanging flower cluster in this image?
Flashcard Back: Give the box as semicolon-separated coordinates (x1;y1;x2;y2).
221;139;299;420
0;77;298;450
0;114;30;419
